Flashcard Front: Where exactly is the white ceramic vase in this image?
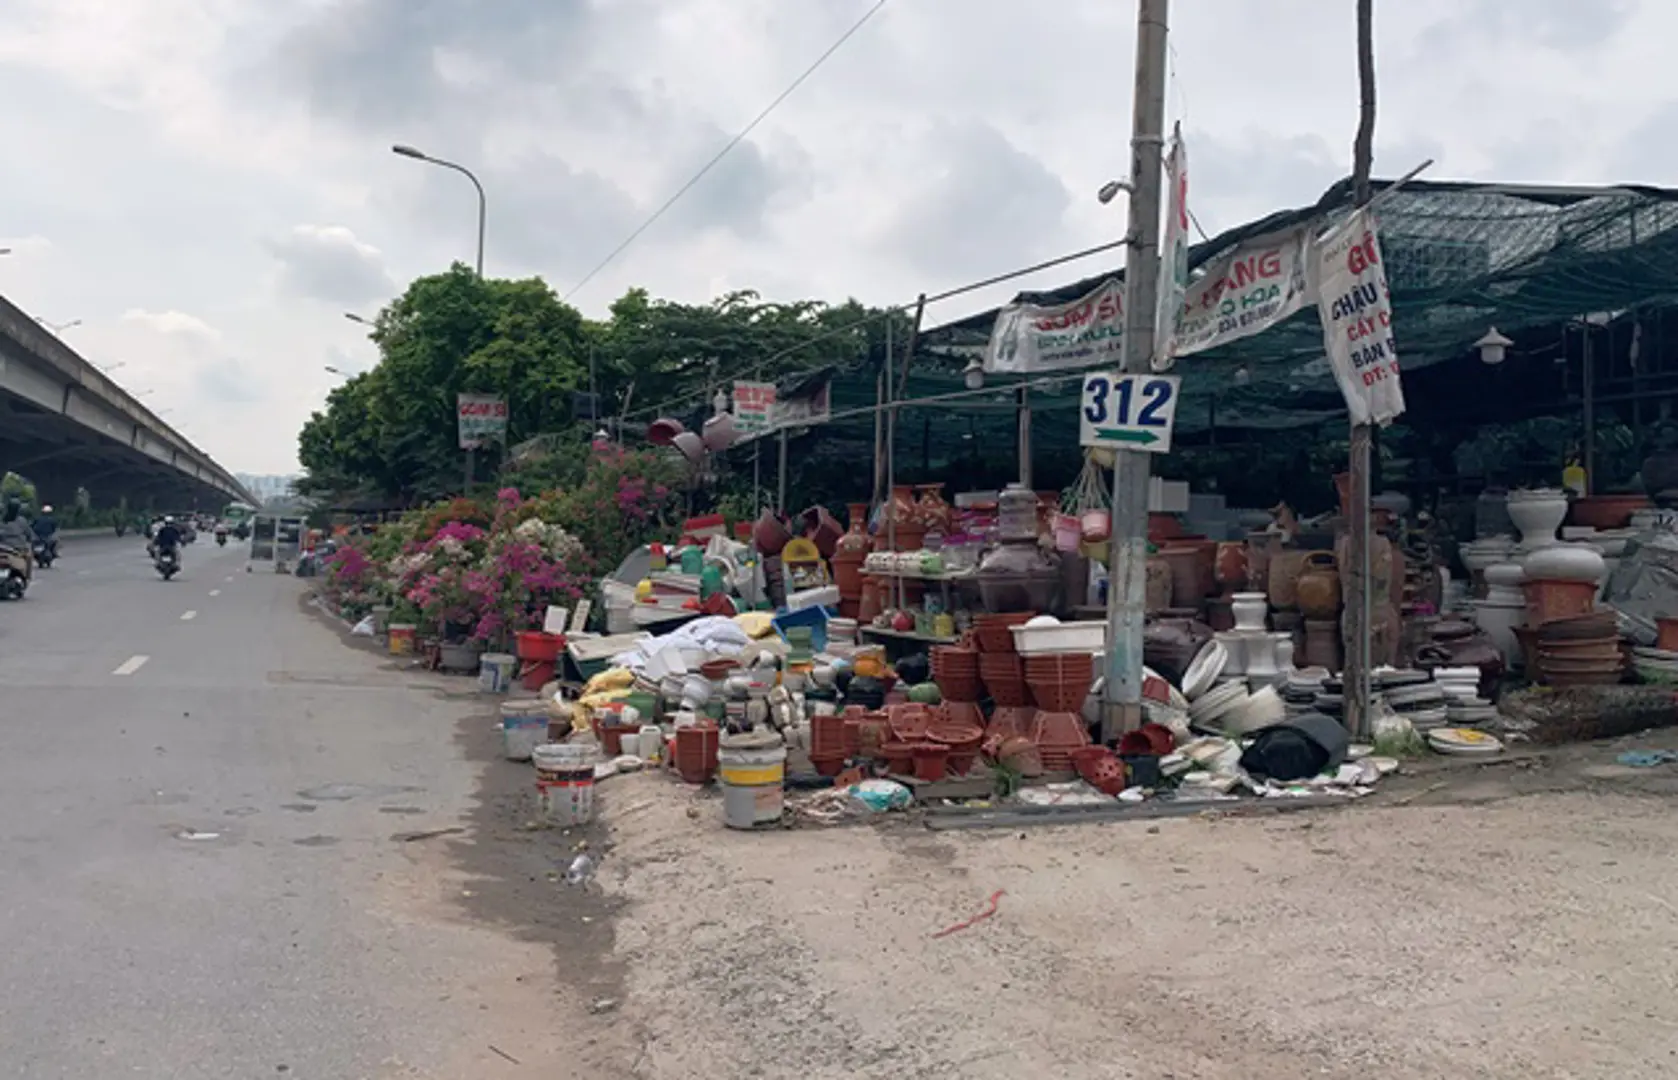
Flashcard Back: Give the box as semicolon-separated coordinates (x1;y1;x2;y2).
1230;592;1268;632
1506;488;1567;551
1470;599;1523;668
1214;631;1249;675
1523;543;1606;584
1244;632;1280;678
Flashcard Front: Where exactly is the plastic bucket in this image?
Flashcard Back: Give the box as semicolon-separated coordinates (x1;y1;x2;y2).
388;624;416;656
479;653;517;694
718;737;787;830
500;700;549;762
533;742;596;826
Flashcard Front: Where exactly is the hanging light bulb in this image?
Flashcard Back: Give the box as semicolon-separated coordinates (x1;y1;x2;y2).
1475;327;1513;365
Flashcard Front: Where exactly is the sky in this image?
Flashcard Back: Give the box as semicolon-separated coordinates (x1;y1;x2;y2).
0;0;1667;474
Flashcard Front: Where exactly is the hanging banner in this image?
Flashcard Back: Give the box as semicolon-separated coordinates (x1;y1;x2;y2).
456;393;508;449
1173;227;1312;358
984;278;1125;374
731;380;778;438
1152;126;1189;372
1311;207;1406;425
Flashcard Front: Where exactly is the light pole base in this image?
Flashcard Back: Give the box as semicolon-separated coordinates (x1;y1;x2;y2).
1098;701;1143;742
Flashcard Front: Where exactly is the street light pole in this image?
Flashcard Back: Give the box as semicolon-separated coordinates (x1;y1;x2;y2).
1101;0;1170;741
392;144;486;277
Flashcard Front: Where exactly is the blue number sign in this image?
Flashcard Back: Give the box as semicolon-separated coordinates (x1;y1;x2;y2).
1079;372;1182;453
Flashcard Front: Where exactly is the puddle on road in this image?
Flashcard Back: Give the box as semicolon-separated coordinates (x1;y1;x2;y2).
296;783;422;802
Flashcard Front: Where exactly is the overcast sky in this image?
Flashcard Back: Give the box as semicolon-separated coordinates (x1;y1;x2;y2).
0;0;1664;474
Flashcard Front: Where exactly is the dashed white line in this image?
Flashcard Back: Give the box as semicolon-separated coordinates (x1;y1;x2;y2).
208;589;221;597
224;576;234;583
113;655;150;676
180;610;198;621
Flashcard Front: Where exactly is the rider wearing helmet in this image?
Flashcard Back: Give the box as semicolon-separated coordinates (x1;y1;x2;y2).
153;515;184;558
31;504;57;542
0;499;30;550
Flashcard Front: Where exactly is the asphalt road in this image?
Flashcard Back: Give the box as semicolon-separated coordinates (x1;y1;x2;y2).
0;535;551;1079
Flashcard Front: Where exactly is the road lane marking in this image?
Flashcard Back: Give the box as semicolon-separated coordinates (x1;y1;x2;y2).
180;610;198;621
224;576;234;583
113;655;150;676
208;589;221;597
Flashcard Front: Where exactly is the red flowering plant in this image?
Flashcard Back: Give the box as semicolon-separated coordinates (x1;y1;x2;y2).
474;489;594;641
541;445;682;572
322;540;381;620
396;521;494;640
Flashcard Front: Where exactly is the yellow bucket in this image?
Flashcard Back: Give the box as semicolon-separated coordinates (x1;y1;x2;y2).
718;741;787;829
388;624;417;655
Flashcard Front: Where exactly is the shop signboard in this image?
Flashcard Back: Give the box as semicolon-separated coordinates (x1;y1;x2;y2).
731;380;778;438
771;375;831;430
1311;206;1406;426
457;393;508;449
984;278;1126;374
1172;227;1312;358
1078;372;1181;454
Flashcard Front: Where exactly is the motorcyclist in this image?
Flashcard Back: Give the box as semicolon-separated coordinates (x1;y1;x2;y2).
32;504;57;541
0;500;32;551
152;516;184;563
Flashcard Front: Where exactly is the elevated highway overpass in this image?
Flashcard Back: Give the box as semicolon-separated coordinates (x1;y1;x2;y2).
0;293;250;512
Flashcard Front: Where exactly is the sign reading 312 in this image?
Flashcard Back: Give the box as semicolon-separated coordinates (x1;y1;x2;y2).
1078;372;1181;453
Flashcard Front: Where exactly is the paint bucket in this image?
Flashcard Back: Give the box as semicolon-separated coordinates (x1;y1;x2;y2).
718;731;787;830
500;699;549;762
388;624;416;656
533;742;596;826
479;652;517;694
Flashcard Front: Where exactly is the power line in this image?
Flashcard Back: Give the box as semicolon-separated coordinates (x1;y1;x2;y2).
623;236;1128;420
563;0;892;303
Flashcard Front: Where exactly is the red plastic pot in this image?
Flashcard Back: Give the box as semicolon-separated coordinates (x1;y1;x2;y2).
880;741;915;775
674;723;720;783
910;742;950;782
810;751;847;778
516;631;564;663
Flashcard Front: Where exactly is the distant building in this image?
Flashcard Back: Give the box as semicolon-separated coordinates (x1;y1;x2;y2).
236;473;299;502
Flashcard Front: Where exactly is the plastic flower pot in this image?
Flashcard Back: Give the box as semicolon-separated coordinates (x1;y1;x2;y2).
675;723;720;783
880;741;915;775
886;703;932;741
811;712;847;756
1027;678;1091;713
910;742;950;782
1030;710;1090;771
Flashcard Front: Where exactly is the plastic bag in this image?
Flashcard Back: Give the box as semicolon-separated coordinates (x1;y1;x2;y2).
846;779;913;813
351;615;376;637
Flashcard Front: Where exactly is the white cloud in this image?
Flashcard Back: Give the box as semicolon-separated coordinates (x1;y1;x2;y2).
264;224;396;306
0;0;1668;475
120;309;222;341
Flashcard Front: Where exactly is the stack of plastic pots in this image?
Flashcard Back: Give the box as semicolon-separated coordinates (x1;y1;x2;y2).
930;645;982;702
810;709;848;777
978;651;1037;745
1023;653;1094;771
673;721;720;783
928;704;985;776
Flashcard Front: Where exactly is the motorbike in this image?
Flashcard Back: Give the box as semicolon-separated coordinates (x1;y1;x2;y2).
155;547;180;580
31;534;57;569
0;545;32;599
215;528;229;547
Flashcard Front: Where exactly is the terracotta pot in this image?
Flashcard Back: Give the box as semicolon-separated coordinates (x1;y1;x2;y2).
1268;549;1309;609
1569;494;1649;530
1215;541;1249;592
1659;618;1678;653
752;510;791;556
1302;617;1342;670
801;505;844;559
1245;532;1273;593
914;484;953;532
910;742;950;782
1144;556;1174;613
1522;578;1597;626
1295;552;1342;618
1160;544;1215;607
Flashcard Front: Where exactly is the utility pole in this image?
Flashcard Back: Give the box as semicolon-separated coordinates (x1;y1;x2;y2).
1344;0;1377;737
1101;0;1170;740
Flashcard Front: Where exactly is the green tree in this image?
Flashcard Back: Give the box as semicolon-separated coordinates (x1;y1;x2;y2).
298;264;589;501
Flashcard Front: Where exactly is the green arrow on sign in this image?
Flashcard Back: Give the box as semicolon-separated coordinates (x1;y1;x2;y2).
1094;428;1160;445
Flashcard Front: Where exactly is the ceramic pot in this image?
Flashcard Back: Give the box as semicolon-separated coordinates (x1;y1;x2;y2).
1243;632;1280;678
1302;618;1342;671
801;505;844;560
1245;531;1273;593
1215;541;1249;592
1295;552;1342;618
1569;494;1649;530
1336;531;1395;606
1160;545;1209;608
1642;450;1678;501
1215;631;1249;675
1523;543;1606;584
914;484;953;531
1506;488;1567;549
1274;635;1296;671
1268;549;1308;609
1144;557;1174;613
1470;599;1523;668
1230;591;1268;632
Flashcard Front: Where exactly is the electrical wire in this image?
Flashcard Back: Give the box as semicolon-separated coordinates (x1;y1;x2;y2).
620;237;1128;420
562;0;893;303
